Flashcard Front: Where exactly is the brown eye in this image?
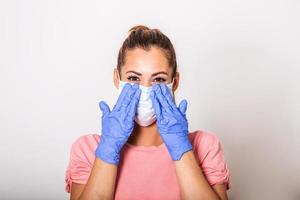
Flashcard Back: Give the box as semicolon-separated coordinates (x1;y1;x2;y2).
153;77;166;83
127;76;140;82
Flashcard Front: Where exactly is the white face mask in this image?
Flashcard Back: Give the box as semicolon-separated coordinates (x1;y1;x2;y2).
118;80;174;127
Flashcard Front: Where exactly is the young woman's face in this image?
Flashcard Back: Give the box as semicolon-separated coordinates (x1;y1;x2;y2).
114;46;179;91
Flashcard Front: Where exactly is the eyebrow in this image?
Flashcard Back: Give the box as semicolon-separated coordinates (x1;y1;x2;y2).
126;70;168;76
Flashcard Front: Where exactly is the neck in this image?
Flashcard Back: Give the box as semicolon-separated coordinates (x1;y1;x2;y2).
127;121;163;146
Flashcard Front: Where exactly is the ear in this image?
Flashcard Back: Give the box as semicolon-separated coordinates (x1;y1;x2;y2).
113;68;120;89
172;72;180;92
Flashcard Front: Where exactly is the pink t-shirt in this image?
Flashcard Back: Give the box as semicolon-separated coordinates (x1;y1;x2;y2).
65;130;230;199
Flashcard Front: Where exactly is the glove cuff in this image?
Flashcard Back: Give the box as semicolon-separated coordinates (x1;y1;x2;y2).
167;136;193;161
95;137;120;165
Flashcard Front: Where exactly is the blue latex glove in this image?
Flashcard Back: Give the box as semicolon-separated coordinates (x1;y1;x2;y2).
150;83;192;161
95;83;141;165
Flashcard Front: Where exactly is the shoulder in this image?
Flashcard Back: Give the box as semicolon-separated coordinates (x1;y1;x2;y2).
71;133;100;149
69;133;100;164
189;129;221;150
188;130;225;164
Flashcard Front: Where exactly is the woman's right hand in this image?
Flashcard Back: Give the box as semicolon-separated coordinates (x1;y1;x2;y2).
95;83;141;165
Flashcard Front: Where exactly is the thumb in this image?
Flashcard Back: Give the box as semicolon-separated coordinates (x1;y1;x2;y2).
178;99;188;115
99;101;111;117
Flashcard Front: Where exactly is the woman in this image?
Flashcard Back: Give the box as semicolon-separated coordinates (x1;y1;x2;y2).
65;25;230;200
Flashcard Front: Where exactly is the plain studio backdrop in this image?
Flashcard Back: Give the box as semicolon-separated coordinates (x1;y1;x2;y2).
0;0;299;199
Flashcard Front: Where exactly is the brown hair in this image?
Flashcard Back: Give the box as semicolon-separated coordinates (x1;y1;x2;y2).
117;25;177;79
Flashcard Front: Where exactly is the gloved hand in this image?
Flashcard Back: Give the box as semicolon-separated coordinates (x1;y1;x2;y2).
95;83;141;165
150;83;192;161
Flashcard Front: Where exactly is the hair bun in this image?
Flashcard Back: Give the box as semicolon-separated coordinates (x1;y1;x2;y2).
129;25;151;33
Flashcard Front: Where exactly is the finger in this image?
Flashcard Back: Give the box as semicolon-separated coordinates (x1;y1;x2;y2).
119;83;139;111
99;101;111;117
113;83;132;111
150;90;162;120
153;84;173;113
126;88;141;120
178;99;188;115
160;83;177;110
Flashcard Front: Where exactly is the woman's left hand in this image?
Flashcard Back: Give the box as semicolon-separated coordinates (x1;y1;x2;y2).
150;84;193;161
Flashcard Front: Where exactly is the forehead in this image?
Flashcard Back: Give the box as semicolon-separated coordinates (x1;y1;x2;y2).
122;46;171;73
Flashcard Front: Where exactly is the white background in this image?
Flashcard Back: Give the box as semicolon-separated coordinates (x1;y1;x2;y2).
0;0;299;199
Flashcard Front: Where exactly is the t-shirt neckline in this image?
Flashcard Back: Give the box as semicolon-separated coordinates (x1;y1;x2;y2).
124;141;166;151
